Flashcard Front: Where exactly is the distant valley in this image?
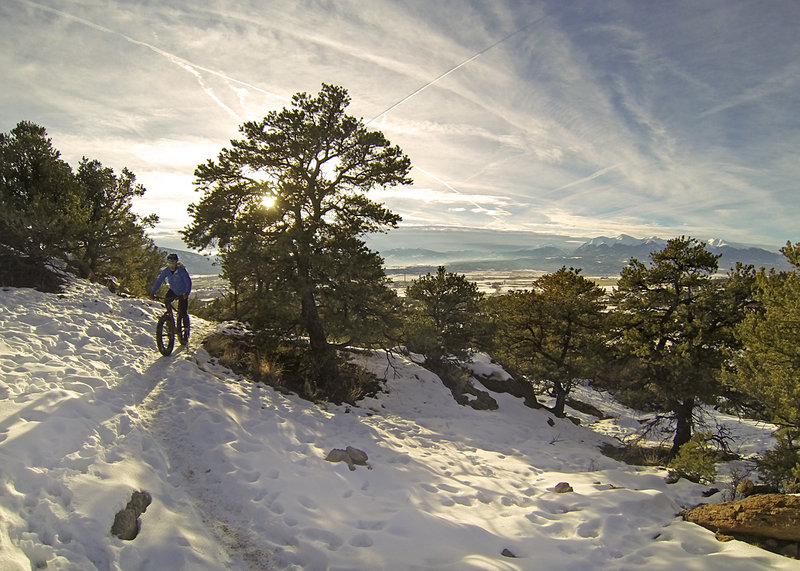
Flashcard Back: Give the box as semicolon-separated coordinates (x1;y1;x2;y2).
368;228;793;277
163;228;793;288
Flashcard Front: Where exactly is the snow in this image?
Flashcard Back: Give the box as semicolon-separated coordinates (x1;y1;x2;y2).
0;278;795;570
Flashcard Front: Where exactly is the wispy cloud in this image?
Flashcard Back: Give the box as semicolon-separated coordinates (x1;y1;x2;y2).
2;0;798;249
16;0;288;121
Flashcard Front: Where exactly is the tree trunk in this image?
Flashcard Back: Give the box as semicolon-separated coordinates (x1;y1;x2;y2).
552;382;567;418
672;398;695;454
300;286;338;389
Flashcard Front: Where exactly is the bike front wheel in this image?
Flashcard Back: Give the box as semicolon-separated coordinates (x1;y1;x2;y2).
156;314;175;356
177;313;190;345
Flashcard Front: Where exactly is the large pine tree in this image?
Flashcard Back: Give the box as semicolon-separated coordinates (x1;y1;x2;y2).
0;121;81;275
183;84;412;389
604;237;753;453
73;158;163;293
1;121;162;293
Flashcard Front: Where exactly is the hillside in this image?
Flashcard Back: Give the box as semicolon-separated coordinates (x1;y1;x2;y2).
161;248;220;276
0;278;794;570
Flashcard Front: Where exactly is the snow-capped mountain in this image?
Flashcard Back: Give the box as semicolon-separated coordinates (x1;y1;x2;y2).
367;228;792;275
580;234;665;248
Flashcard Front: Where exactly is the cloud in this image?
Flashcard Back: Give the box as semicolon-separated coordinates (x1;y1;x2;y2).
16;0;288;122
373;187;509;207
2;0;798;249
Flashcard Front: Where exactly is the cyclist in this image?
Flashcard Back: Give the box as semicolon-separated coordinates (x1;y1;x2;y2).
149;253;192;318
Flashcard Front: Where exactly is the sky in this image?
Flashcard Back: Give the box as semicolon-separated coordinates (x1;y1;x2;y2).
1;277;795;570
2;0;799;251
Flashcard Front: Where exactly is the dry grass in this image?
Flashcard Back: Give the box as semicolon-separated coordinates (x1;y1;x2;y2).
600;443;672;467
202;332;382;404
203;333;253;373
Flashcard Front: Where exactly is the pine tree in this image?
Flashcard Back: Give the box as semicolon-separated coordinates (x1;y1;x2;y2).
0;121;165;294
605;237;752;453
485;267;608;417
183;84;412;389
0;121;82;285
726;241;800;492
728;241;800;429
405;266;485;361
73;158;162;293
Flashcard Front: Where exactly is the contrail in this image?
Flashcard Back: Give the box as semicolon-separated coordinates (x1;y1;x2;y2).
366;17;545;125
368;17;544;225
18;0;288;120
550;164;623;194
413;164;509;227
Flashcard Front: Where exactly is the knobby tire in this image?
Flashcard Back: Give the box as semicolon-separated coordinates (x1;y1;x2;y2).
156;313;175;356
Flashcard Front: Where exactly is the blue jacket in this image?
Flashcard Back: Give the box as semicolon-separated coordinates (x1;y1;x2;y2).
151;264;192;296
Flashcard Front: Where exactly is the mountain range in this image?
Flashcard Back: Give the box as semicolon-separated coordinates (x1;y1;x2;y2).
366;229;793;276
164;228;793;278
161;248;221;276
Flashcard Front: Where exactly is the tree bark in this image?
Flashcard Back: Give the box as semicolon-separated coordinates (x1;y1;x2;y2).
552;383;567;418
300;286;338;387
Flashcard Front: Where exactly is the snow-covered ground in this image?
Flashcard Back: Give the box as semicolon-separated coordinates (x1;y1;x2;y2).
0;278;795;570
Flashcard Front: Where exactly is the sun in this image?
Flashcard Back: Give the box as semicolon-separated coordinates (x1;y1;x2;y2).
261;195;276;208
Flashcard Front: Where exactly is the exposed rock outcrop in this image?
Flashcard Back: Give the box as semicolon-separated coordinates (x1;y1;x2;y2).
474;370;541;409
683;494;800;558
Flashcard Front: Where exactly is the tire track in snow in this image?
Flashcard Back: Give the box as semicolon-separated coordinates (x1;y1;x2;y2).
134;323;277;570
0;283;208;569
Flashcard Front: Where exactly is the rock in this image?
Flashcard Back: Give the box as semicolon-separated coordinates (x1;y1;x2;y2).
111;490;152;540
345;446;368;466
683;494;800;543
735;479;779;498
326;447;369;471
326;449;355;470
475;373;541;409
553;482;573;493
501;548;517;558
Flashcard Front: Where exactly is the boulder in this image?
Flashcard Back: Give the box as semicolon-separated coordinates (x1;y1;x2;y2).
345;446;369;466
326;447;369;471
111;490;152;540
475;373;541;409
683;494;800;543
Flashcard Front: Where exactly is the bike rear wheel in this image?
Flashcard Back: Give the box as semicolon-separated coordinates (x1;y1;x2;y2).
156;314;175;356
177;313;190;345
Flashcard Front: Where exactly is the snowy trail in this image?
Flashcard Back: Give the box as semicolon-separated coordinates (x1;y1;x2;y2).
1;279;797;570
0;282;236;569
